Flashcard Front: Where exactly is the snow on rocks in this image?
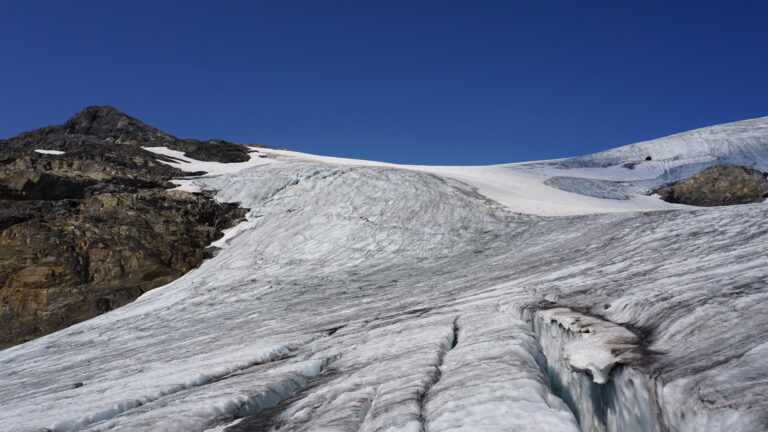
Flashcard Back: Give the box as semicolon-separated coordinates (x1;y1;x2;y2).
142;146;274;194
142;146;272;175
34;149;66;155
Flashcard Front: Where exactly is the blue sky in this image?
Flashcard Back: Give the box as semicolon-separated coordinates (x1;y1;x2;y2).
1;1;767;164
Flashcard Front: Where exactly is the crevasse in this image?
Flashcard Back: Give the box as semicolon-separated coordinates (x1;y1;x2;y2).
515;306;660;432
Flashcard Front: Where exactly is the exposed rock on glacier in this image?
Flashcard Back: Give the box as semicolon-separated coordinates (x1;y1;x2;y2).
655;164;768;206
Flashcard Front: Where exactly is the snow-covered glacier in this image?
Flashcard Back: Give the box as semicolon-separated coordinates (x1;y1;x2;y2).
1;117;768;432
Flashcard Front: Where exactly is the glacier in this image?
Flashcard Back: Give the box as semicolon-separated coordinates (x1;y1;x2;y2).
1;116;768;431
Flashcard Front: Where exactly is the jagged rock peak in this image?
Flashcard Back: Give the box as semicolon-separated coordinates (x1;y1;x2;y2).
6;106;256;163
62;105;175;144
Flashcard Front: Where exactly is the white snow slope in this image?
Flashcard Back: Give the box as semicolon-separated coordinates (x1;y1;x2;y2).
1;116;768;432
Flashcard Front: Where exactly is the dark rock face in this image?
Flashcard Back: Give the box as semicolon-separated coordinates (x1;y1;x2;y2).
0;107;251;349
6;105;260;163
0;191;245;348
655;165;768;206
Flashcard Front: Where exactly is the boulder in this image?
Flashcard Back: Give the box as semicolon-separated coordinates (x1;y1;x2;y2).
655;165;768;206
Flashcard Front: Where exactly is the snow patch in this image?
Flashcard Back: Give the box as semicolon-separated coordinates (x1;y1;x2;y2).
35;149;65;155
209;217;261;250
142;146;274;176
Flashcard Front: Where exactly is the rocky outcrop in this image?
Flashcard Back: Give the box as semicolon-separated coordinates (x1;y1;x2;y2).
0;191;245;348
7;105;259;163
655;165;768;207
0;106;253;349
0;146;181;200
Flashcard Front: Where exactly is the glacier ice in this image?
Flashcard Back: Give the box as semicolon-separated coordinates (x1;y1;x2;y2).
516;305;657;432
536;308;640;385
2;116;768;431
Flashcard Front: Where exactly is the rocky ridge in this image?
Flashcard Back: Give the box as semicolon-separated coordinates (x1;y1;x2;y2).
0;106;253;349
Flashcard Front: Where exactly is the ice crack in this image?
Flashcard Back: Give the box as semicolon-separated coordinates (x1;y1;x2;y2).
537;308;641;384
50;345;292;432
419;318;459;432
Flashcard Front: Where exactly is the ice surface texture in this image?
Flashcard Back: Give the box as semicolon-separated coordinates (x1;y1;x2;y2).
2;116;768;431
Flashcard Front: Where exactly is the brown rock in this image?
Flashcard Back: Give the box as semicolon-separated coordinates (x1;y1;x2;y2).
655;165;768;206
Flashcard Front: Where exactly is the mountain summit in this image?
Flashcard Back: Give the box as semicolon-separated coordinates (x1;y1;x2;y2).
7;105;258;163
61;105;175;144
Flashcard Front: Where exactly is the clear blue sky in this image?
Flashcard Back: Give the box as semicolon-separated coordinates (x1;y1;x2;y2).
1;1;767;164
